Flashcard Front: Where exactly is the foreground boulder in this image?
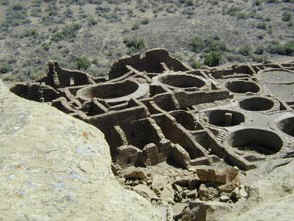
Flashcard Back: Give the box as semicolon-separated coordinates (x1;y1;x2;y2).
0;81;164;221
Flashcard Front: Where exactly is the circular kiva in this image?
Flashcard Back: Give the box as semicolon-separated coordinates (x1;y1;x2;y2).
154;73;205;89
225;128;283;155
77;80;148;103
205;109;245;127
225;80;260;94
10;83;59;102
277;117;294;137
239;96;274;111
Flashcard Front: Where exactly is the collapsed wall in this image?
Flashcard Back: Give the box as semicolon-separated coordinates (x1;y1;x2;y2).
10;48;294;219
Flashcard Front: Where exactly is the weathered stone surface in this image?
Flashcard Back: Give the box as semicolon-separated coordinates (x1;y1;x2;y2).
170;144;191;169
0;81;164;221
116;145;141;168
121;166;151;182
133;184;158;199
226;195;294;221
196;167;239;186
176;200;231;221
219;160;294;221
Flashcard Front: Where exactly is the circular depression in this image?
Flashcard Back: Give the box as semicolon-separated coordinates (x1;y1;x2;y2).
206;110;245;127
77;80;146;103
226;80;260;94
277;117;294;137
239;97;274;111
226;128;283;155
156;73;205;89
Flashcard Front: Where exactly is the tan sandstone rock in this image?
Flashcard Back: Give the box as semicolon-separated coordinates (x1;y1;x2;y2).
0;81;164;221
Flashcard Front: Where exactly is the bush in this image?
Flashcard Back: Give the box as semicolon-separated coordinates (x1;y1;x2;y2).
0;0;9;6
12;3;24;11
124;38;146;54
190;58;201;69
141;18;149;25
267;41;285;54
266;41;294;55
131;23;140;30
254;46;264;55
238;45;252;56
254;0;263;6
237;13;249;20
4;4;30;27
204;51;222;67
284;41;294;55
87;16;97;26
205;37;227;52
190;36;205;53
282;12;291;22
0;64;13;74
256;23;267;30
191;36;227;53
51;23;81;41
226;7;242;17
76;56;91;70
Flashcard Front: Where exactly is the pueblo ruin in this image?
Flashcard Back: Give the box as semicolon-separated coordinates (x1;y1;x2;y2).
10;48;294;218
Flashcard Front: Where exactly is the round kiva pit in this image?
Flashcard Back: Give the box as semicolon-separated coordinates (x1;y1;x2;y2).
277;117;294;137
206;110;245;127
226;80;260;94
226;128;283;155
77;80;147;103
156;73;205;89
239;97;274;111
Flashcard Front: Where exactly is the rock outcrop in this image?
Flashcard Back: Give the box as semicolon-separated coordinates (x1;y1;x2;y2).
218;159;294;221
0;80;165;221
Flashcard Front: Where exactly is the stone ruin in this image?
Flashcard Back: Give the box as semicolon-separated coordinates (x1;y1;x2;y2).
10;48;294;218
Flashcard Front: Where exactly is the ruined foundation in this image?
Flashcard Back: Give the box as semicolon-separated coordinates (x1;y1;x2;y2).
9;48;294;219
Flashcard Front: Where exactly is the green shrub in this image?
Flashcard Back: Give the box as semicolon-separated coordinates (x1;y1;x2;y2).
124;38;146;54
205;38;227;52
0;0;9;6
226;7;242;16
284;41;294;55
282;12;291;22
131;23;140;30
239;45;252;56
204;51;222;67
23;29;39;38
0;64;13;74
190;59;201;69
41;42;51;51
4;4;30;27
256;23;267;30
237;13;249;20
254;46;264;55
190;36;205;53
254;0;264;6
141;18;149;25
76;56;91;70
51;23;81;41
30;7;42;17
266;41;294;55
266;41;286;54
87;16;97;26
12;3;24;11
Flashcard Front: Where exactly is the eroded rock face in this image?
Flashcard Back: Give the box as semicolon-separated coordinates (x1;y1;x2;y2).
220;159;294;221
0;80;165;221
